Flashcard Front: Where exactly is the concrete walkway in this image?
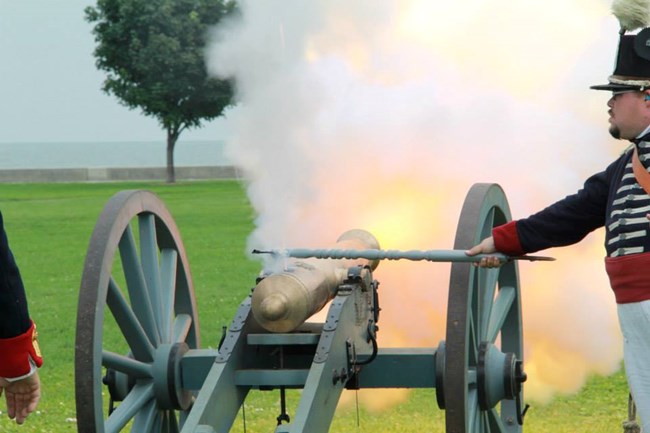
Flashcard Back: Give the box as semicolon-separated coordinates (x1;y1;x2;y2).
0;165;240;183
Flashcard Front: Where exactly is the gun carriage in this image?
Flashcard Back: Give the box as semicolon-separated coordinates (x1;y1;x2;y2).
75;183;531;433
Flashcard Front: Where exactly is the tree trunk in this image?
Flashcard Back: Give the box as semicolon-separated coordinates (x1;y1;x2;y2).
166;129;179;183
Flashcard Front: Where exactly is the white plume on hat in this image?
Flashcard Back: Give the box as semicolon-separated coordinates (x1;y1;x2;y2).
612;0;650;31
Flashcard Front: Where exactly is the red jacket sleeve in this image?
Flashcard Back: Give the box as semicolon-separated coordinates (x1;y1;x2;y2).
493;221;525;256
0;321;43;378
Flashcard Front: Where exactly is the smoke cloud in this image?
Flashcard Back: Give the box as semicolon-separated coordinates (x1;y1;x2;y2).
207;0;623;404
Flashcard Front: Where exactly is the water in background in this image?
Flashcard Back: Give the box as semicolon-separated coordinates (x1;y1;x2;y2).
0;140;231;169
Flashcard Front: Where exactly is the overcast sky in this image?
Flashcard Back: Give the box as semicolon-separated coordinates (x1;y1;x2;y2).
0;0;231;143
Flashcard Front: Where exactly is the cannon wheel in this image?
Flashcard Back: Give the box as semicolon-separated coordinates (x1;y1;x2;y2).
75;190;200;433
445;183;525;433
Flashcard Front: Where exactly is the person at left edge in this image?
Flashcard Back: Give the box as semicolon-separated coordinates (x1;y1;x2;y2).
0;209;43;424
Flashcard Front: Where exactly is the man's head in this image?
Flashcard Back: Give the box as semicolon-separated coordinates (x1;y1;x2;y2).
591;1;650;138
607;89;650;139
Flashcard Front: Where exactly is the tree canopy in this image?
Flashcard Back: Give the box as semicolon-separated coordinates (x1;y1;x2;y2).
86;0;236;182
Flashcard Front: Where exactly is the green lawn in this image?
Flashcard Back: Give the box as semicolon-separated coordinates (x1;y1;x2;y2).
0;181;633;432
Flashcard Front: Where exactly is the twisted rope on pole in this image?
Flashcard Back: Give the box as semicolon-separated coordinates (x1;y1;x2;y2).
252;248;554;263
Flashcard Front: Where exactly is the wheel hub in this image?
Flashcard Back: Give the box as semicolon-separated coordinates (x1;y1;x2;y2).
477;342;527;411
103;342;192;412
152;342;192;410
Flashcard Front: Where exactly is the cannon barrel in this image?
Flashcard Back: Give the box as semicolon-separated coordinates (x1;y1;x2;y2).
251;229;380;333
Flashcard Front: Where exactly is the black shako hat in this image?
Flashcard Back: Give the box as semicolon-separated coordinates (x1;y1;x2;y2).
591;0;650;92
591;30;650;91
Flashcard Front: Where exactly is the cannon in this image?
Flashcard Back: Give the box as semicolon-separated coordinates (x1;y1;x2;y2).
75;183;530;433
251;228;381;333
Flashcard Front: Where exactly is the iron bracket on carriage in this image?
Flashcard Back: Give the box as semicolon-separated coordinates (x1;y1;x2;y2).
75;183;535;433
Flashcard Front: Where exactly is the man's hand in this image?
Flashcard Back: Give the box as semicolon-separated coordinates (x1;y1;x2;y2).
0;371;41;424
465;236;502;268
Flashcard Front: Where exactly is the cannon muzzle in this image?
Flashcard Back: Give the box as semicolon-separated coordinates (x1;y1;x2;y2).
251;229;380;332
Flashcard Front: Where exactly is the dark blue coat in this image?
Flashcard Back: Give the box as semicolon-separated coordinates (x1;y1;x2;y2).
515;150;631;256
0;211;31;338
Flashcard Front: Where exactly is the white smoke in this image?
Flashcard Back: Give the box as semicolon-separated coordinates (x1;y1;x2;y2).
207;0;624;403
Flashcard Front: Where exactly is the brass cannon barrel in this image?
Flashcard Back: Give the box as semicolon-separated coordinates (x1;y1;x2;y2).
251;229;380;333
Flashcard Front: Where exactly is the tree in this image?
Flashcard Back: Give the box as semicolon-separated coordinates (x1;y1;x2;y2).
85;0;235;183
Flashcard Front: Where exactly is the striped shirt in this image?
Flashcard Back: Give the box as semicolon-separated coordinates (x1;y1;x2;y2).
607;142;650;257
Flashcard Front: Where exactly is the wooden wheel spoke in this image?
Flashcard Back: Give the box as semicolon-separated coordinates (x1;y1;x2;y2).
105;383;154;433
107;277;155;362
173;314;193;343
102;350;153;379
467;367;477;386
478;268;498;341
468;388;479;431
468;309;479;366
139;214;164;338
487;407;506;431
160;248;179;343
481;411;492;433
161;410;180;433
481;208;496;240
486;286;516;344
131;398;158;432
119;224;160;344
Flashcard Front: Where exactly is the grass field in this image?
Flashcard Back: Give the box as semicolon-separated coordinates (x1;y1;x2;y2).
0;181;633;432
